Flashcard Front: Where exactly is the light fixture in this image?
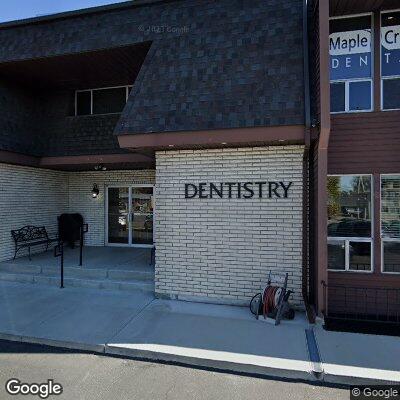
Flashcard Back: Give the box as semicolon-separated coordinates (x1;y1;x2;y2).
221;142;227;145
92;183;99;198
94;164;107;171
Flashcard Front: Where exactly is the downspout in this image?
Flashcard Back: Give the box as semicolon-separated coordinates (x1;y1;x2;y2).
302;0;313;321
303;0;311;146
316;0;331;316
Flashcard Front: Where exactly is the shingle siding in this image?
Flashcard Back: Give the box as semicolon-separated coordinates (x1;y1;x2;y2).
155;145;305;307
0;0;305;157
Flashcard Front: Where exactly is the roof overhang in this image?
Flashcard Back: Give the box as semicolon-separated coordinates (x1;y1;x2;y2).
0;151;154;171
117;125;306;151
330;0;399;16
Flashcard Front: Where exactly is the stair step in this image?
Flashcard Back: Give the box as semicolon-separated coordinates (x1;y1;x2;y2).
0;265;153;282
107;269;153;281
0;271;154;293
0;272;34;284
34;275;154;292
0;264;41;274
41;266;109;279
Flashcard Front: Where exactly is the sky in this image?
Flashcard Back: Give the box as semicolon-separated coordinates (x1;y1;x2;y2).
0;0;128;23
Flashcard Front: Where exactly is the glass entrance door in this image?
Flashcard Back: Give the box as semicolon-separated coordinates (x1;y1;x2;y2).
107;185;154;247
131;186;154;245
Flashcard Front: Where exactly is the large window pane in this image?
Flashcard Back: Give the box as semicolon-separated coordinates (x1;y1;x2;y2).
76;91;91;116
93;87;126;114
349;241;371;271
349;81;371;111
383;79;400;110
330;82;345;112
381;176;400;239
328;241;345;270
383;242;400;273
381;175;400;273
328;175;372;238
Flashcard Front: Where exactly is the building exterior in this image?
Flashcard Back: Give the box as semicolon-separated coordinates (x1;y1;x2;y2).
309;0;400;326
0;0;399;328
0;0;308;309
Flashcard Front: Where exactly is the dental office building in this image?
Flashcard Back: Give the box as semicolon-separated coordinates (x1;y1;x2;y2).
0;0;399;328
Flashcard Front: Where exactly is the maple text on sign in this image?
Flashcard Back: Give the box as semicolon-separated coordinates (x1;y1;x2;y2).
184;181;293;199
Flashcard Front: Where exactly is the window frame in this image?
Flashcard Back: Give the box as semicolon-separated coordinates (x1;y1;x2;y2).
380;9;400;111
75;85;132;116
330;79;374;114
380;174;400;274
327;173;374;273
329;13;374;114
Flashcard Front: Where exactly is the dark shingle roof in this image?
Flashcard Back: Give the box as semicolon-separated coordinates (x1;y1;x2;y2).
0;0;305;156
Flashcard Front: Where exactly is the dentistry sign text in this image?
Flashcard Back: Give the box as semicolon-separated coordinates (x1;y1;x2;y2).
184;181;293;199
329;29;372;80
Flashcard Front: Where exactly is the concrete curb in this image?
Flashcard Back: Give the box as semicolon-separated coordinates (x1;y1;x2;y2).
104;344;317;382
0;332;397;386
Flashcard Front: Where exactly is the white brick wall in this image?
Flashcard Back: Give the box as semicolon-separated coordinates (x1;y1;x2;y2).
0;164;68;261
155;146;305;307
68;170;155;245
0;165;155;261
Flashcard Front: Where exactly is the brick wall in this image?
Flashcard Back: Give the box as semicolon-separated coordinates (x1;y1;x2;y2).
0;165;155;261
0;164;68;261
68;170;155;245
155;146;305;307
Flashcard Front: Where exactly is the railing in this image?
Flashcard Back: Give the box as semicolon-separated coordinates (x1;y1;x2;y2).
53;223;88;289
322;281;400;324
54;241;64;289
79;223;88;266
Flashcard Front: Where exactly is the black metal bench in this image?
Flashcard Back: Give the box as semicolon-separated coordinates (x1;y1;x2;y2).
11;225;58;260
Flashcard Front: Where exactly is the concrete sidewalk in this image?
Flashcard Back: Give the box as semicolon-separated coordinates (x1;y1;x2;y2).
0;281;398;384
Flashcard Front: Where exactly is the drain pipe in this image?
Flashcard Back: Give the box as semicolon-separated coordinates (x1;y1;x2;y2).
302;0;313;321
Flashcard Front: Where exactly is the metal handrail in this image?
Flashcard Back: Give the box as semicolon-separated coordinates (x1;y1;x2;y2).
54;241;64;289
79;223;88;266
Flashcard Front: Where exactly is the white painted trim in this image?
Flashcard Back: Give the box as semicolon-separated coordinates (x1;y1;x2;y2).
327;174;374;272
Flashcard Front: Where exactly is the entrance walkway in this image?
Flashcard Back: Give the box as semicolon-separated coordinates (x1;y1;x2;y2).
0;281;398;384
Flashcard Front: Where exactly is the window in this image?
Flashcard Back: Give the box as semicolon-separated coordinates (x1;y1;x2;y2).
330;15;373;113
327;175;373;271
381;175;400;273
75;86;132;116
381;11;400;110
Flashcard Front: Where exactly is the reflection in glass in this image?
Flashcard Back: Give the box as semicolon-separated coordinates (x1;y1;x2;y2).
381;176;400;272
349;242;371;271
330;82;345;113
132;187;153;245
383;242;400;273
108;187;129;244
328;241;345;270
349;81;371;111
327;175;372;238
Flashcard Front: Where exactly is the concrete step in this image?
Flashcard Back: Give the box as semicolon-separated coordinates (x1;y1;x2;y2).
0;264;153;282
107;269;153;281
34;275;154;292
0;263;42;274
41;266;108;280
0;270;154;293
0;272;34;284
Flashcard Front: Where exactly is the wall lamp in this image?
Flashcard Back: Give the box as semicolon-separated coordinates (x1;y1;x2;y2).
92;183;99;198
